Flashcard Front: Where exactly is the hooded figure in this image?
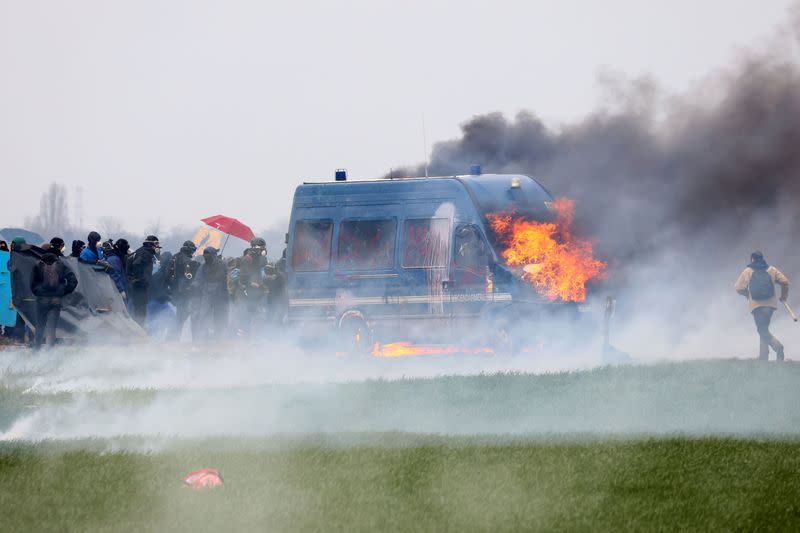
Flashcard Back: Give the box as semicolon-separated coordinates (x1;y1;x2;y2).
735;251;791;361
79;231;103;264
70;240;85;258
30;252;78;349
127;235;160;326
106;238;131;295
10;237;26;251
192;247;229;340
101;239;114;258
49;237;65;257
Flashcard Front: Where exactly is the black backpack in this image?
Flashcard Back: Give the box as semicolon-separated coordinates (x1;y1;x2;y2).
41;262;61;291
749;268;775;300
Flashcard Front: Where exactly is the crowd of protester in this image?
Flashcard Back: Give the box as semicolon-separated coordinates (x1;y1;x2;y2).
2;232;287;349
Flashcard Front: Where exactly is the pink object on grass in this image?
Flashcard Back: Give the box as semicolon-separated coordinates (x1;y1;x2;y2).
182;468;223;489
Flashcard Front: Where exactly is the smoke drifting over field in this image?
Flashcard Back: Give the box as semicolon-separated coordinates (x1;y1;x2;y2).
2;347;800;445
386;12;800;358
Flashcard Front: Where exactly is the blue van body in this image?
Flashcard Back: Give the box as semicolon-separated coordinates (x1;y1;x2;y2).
286;174;579;346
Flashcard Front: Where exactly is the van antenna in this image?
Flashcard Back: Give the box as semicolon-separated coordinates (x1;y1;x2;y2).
422;114;429;178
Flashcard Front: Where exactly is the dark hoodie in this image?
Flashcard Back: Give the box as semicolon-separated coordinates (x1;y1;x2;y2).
195;249;229;299
748;255;769;271
70;240;85;258
31;253;78;299
128;242;158;289
106;239;131;293
168;241;199;297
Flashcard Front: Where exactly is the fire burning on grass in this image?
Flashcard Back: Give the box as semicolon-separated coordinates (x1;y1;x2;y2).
487;198;606;302
370;342;544;357
371;342;494;357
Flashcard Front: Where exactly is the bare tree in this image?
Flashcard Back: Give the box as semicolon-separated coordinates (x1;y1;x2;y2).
144;219;163;239
97;216;124;238
29;183;70;238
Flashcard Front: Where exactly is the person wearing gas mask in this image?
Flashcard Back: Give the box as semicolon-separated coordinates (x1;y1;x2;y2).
192;247;229;340
233;237;269;336
166;240;199;340
127;235;161;327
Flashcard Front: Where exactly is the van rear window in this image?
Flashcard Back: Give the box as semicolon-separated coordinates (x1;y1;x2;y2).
292;220;333;272
337;219;397;271
403;218;449;268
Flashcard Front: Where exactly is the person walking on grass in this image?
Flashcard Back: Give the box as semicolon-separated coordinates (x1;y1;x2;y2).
735;251;790;361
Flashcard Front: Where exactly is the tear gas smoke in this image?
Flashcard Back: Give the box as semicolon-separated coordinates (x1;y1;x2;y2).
388;11;800;359
2;346;799;447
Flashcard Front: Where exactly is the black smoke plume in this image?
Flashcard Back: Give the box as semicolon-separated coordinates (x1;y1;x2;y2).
388;12;800;280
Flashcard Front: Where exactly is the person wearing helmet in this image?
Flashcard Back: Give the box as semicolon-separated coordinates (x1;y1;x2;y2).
167;240;200;340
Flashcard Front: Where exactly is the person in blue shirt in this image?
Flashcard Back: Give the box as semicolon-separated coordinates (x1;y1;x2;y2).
79;231;103;264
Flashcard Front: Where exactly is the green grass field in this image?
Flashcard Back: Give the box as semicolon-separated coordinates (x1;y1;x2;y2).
1;438;800;532
2;359;800;531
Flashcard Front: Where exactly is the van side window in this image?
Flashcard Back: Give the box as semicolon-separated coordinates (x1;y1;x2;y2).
292;220;333;272
403;218;449;268
337;219;397;271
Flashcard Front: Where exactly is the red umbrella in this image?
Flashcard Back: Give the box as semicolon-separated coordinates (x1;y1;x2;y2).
201;215;255;253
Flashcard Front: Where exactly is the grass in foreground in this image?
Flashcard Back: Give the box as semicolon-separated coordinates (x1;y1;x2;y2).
1;438;800;532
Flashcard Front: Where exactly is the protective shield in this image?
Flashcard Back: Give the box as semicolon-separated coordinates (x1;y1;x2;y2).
9;245;146;341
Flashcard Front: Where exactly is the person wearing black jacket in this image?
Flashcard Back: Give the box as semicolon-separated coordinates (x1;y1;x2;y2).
30;239;78;349
127;235;160;326
70;240;85;258
192;247;229;340
167;241;199;340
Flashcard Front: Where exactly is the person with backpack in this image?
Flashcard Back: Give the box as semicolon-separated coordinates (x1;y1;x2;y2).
79;231;103;264
127;235;161;327
30;240;78;349
735;251;790;361
166;240;199;340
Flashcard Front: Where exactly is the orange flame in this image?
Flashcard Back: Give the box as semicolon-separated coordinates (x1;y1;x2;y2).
372;342;494;357
487;198;606;302
370;342;543;357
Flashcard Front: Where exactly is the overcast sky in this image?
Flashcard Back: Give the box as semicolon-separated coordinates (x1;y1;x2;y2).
0;0;795;234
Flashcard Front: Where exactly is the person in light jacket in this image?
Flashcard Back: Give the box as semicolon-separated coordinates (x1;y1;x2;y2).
735;251;790;361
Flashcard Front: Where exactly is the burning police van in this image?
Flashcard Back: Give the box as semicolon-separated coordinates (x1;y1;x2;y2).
285;172;606;354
